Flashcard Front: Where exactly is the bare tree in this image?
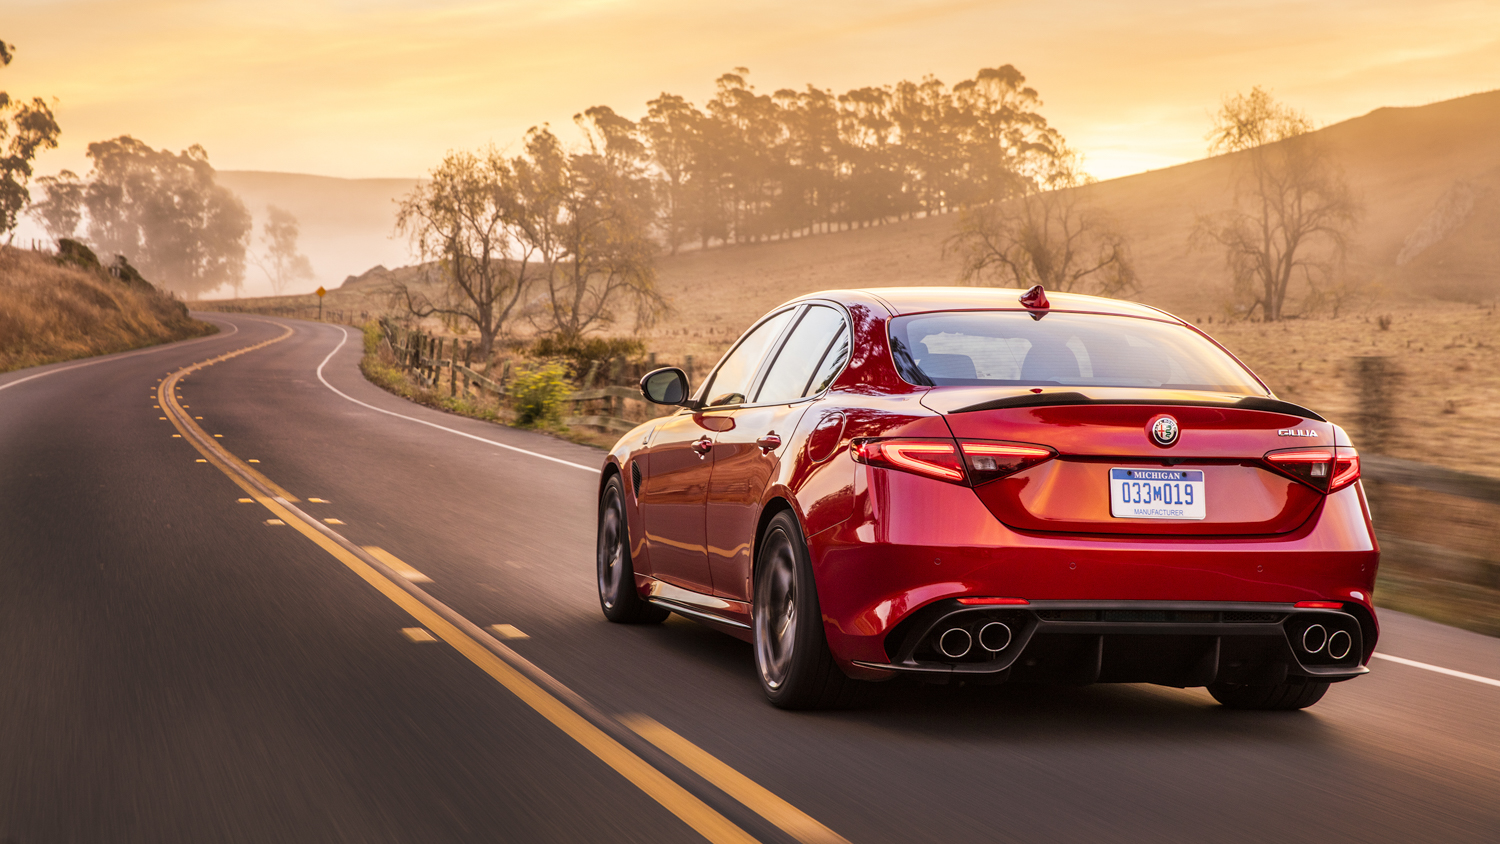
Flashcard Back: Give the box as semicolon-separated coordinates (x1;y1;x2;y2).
253;205;314;295
1193;87;1361;321
395;147;533;357
947;152;1138;296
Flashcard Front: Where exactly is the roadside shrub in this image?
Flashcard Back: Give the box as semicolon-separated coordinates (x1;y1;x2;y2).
530;335;645;379
510;362;573;428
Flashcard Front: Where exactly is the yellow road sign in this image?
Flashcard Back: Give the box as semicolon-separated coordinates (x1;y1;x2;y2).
316;286;327;297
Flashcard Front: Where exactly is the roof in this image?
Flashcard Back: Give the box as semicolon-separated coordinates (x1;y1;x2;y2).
794;287;1185;323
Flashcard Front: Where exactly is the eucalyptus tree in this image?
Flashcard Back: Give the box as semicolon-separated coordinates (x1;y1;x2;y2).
0;39;61;237
80;137;250;298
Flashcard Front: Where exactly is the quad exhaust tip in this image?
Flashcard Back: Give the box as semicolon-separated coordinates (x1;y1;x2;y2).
938;628;973;659
1301;624;1328;655
978;621;1013;653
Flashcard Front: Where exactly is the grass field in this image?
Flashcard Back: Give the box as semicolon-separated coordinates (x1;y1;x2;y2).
0;246;216;373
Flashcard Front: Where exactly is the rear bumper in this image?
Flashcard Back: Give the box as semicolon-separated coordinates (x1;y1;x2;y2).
851;600;1370;686
811;469;1379;674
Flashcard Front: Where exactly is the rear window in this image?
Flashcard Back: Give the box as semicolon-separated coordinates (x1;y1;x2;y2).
888;311;1266;395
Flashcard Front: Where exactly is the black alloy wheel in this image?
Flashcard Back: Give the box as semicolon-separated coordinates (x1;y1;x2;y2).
597;476;668;624
753;510;851;709
1207;679;1329;710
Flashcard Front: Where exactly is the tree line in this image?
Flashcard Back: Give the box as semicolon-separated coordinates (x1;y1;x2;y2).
4;38;312;301
590;64;1067;251
28;137;314;300
402;63;1086;353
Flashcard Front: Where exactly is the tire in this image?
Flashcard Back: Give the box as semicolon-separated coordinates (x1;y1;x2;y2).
597;475;668;624
1207;679;1329;710
753;511;852;710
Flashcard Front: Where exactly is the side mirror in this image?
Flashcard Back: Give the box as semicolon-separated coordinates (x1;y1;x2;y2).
640;367;693;407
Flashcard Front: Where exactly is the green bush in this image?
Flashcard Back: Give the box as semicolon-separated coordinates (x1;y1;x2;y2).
511;361;573;428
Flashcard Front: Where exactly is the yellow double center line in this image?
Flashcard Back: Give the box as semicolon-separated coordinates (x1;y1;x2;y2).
157;323;848;844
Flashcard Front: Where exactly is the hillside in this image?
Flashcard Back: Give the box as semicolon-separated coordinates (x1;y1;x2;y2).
0;246;215;372
637;88;1500;362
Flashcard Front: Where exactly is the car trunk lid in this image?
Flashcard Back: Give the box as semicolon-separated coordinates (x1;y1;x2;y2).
927;388;1334;536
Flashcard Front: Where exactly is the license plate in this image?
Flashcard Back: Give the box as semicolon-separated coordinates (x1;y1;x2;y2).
1110;468;1206;520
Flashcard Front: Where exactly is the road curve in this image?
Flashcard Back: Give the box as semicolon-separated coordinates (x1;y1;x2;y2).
2;313;1498;844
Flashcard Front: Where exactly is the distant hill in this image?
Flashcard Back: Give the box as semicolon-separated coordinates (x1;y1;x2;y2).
220;89;1500;328
213;171;419;298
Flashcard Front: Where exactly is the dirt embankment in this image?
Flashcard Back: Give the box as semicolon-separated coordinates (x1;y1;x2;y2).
0;245;216;373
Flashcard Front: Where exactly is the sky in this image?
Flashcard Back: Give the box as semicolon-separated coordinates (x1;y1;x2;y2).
6;0;1500;184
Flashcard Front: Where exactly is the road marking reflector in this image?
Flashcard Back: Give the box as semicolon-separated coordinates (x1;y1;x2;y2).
196;416;203;419
248;459;260;463
363;547;432;583
238;498;253;503
196;459;207;463
214;434;223;438
308;498;330;503
324;518;346;525
172;434;181;438
265;519;285;525
1373;653;1500;688
159;417;167;420
489;624;529;639
402;628;438;642
622;715;851;844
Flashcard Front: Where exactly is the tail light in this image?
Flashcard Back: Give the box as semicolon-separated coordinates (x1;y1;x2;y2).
853;438;1054;486
958;441;1056;484
1265;446;1360;493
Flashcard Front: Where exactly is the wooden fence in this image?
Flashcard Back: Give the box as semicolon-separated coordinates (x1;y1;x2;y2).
378;319;673;433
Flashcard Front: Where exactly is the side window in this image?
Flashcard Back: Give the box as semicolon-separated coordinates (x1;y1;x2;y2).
754;306;849;404
702;309;796;407
805;323;851;396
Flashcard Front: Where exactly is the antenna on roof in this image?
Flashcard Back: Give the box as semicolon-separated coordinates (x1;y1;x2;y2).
1019;284;1050;313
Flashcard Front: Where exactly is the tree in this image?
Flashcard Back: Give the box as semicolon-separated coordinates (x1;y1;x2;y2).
640;93;703;253
395;146;534;357
947;152;1138;296
253;205;314;295
1193;87;1361;321
28;169;84;244
1;39;62;237
541;128;664;342
80;137;251;298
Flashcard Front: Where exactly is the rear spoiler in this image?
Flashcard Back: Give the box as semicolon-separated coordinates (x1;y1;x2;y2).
950;391;1326;422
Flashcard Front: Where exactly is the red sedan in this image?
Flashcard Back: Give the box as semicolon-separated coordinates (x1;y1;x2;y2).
597;286;1378;710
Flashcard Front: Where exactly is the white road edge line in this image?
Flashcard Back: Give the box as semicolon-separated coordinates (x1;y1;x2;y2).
314;325;601;475
1373;653;1500;688
0;317;239;393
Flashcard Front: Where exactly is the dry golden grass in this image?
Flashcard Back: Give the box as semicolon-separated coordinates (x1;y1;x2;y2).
0;246;215;373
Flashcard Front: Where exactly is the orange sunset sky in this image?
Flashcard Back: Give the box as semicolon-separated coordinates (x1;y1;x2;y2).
6;0;1499;184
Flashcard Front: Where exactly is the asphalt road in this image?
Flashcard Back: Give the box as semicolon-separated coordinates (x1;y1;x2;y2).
2;313;1498;844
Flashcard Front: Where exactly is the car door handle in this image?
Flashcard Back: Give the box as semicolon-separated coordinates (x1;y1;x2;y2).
691;435;714;456
756;432;782;453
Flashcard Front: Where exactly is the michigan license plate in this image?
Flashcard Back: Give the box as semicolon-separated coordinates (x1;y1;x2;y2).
1110;468;1206;520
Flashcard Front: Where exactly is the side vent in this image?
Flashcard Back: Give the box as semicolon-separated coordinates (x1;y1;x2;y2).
630;460;643;499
